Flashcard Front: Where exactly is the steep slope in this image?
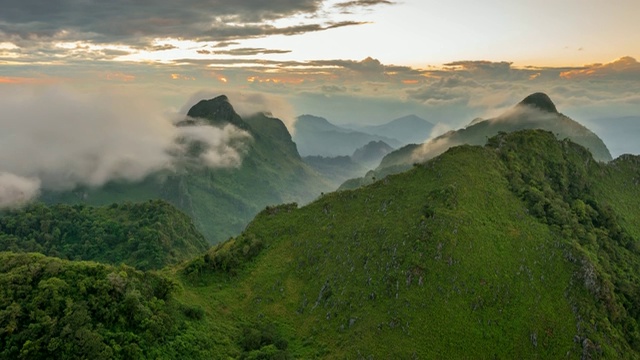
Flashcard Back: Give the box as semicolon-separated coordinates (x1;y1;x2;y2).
0;200;208;270
293;115;402;156
349;114;435;145
42;96;331;243
177;129;640;358
340;92;613;190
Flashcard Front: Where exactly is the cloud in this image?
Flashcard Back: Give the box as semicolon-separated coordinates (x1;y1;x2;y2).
199;21;367;42
0;85;251;207
559;56;640;80
335;0;394;8
173;124;250;168
321;85;348;93
406;76;480;105
429;123;454;138
0;173;40;209
212;47;292;56
411;136;456;164
334;0;395;14
0;0;371;53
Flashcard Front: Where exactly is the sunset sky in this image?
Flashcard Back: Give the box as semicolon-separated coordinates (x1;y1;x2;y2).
1;0;639;127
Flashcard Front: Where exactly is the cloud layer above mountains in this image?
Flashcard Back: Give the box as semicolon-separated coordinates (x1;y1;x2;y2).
0;85;250;208
0;0;390;51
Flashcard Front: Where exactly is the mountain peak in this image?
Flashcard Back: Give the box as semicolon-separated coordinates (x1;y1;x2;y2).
185;95;247;129
517;92;558;113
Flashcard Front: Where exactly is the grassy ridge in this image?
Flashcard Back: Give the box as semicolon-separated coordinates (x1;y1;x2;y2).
182;132;617;358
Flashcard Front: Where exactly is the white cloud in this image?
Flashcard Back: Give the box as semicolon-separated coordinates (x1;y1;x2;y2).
0;85;250;206
0;172;40;209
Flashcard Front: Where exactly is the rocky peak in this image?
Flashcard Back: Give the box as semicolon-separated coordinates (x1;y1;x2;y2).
185;95;248;129
517;92;558;113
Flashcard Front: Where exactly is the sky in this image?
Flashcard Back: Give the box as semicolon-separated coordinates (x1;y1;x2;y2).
1;0;639;131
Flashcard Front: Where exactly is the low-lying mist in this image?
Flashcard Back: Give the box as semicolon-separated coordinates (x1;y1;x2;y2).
0;85;251;208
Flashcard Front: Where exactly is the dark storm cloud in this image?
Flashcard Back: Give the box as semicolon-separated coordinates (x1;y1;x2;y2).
0;0;354;46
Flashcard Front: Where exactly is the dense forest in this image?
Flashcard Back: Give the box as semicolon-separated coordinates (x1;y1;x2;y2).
0;200;208;270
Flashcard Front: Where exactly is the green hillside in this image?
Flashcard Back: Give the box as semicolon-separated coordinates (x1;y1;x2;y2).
0;200;208;270
4;129;640;358
42;96;331;244
171;129;639;358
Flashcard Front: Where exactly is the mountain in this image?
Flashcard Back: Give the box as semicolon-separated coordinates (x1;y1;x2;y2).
346;114;435;145
293;114;402;156
42;96;331;244
340;92;613;190
303;141;394;190
179;129;640;358
4;130;640;358
303;155;367;189
0;200;208;270
351;140;394;168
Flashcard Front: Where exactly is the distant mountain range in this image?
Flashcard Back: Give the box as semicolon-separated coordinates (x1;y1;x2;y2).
341;93;613;190
351;140;394;168
303;140;395;188
343;114;435;145
293;114;402;157
294;114;433;185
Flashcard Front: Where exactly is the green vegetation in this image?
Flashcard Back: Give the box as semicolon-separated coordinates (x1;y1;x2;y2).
0;200;208;270
3;129;640;358
0;252;219;360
